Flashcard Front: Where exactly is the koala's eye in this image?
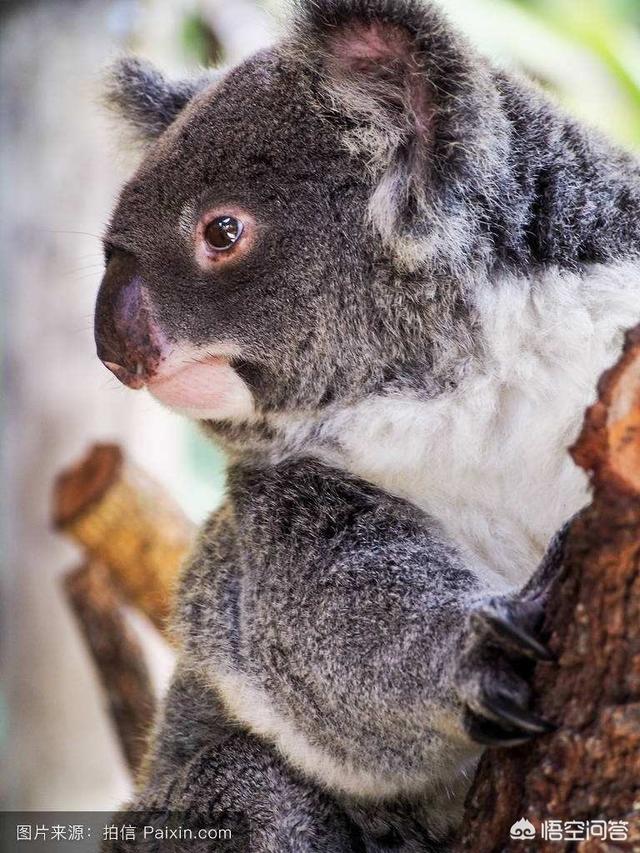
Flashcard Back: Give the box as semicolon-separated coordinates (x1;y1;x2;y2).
195;208;254;270
204;216;244;251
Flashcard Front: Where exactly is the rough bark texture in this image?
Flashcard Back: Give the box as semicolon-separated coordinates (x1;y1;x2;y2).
53;443;195;635
64;561;156;775
456;326;640;853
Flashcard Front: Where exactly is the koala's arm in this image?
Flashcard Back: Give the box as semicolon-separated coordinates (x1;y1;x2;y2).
177;457;560;802
105;663;358;853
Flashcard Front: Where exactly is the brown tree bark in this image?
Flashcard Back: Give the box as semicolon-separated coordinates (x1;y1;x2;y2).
64;561;156;776
53;444;196;635
456;326;640;852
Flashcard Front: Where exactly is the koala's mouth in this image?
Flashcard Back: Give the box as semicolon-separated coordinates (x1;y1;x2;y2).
146;353;255;421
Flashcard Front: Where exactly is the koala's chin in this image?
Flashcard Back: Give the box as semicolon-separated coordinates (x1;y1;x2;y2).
147;353;256;422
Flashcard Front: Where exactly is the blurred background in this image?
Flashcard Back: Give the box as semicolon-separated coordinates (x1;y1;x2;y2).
1;0;639;813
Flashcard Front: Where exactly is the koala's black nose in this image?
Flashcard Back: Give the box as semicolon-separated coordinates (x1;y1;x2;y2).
94;250;165;388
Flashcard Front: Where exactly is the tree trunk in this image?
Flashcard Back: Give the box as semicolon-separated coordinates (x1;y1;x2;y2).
456;325;640;852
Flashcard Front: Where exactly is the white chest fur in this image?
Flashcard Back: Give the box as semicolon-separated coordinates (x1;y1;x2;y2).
278;261;640;588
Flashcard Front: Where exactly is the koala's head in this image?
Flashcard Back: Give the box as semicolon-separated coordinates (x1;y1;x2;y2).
96;0;508;423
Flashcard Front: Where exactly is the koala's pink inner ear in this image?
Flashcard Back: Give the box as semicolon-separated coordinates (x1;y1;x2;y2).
326;21;433;136
330;20;414;67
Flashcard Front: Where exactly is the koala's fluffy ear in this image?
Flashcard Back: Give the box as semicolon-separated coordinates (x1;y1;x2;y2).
103;56;218;146
293;0;497;239
299;1;444;137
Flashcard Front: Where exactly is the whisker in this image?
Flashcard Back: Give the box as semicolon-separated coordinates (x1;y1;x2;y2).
67;254;105;265
68;273;104;282
48;229;104;240
65;264;105;275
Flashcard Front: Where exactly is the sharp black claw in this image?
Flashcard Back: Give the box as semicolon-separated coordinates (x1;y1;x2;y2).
482;608;555;662
464;712;536;747
481;692;556;735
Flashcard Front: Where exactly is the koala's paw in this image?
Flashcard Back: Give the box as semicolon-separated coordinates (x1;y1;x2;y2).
456;597;556;748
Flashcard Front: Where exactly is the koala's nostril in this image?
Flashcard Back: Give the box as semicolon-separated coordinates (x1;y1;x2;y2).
100;358;147;390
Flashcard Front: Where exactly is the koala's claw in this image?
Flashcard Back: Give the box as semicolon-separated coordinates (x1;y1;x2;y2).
464;680;556;746
464;711;541;747
475;605;555;662
459;596;557;748
480;689;555;733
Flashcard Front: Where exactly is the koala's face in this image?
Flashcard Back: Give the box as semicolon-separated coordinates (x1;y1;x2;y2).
96;1;496;421
98;51;377;420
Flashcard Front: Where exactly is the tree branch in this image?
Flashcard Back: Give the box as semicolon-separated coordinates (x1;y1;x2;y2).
63;560;156;775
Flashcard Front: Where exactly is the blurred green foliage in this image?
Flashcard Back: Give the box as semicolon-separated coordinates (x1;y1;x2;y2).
511;0;640;141
181;10;224;67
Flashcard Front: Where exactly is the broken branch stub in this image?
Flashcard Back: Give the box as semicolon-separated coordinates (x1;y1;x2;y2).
53;443;196;635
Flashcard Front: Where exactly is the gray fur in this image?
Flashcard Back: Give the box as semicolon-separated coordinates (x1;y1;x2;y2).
129;666;362;852
96;1;640;850
103;56;220;146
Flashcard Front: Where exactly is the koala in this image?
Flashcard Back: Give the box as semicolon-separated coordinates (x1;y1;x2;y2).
95;0;640;850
